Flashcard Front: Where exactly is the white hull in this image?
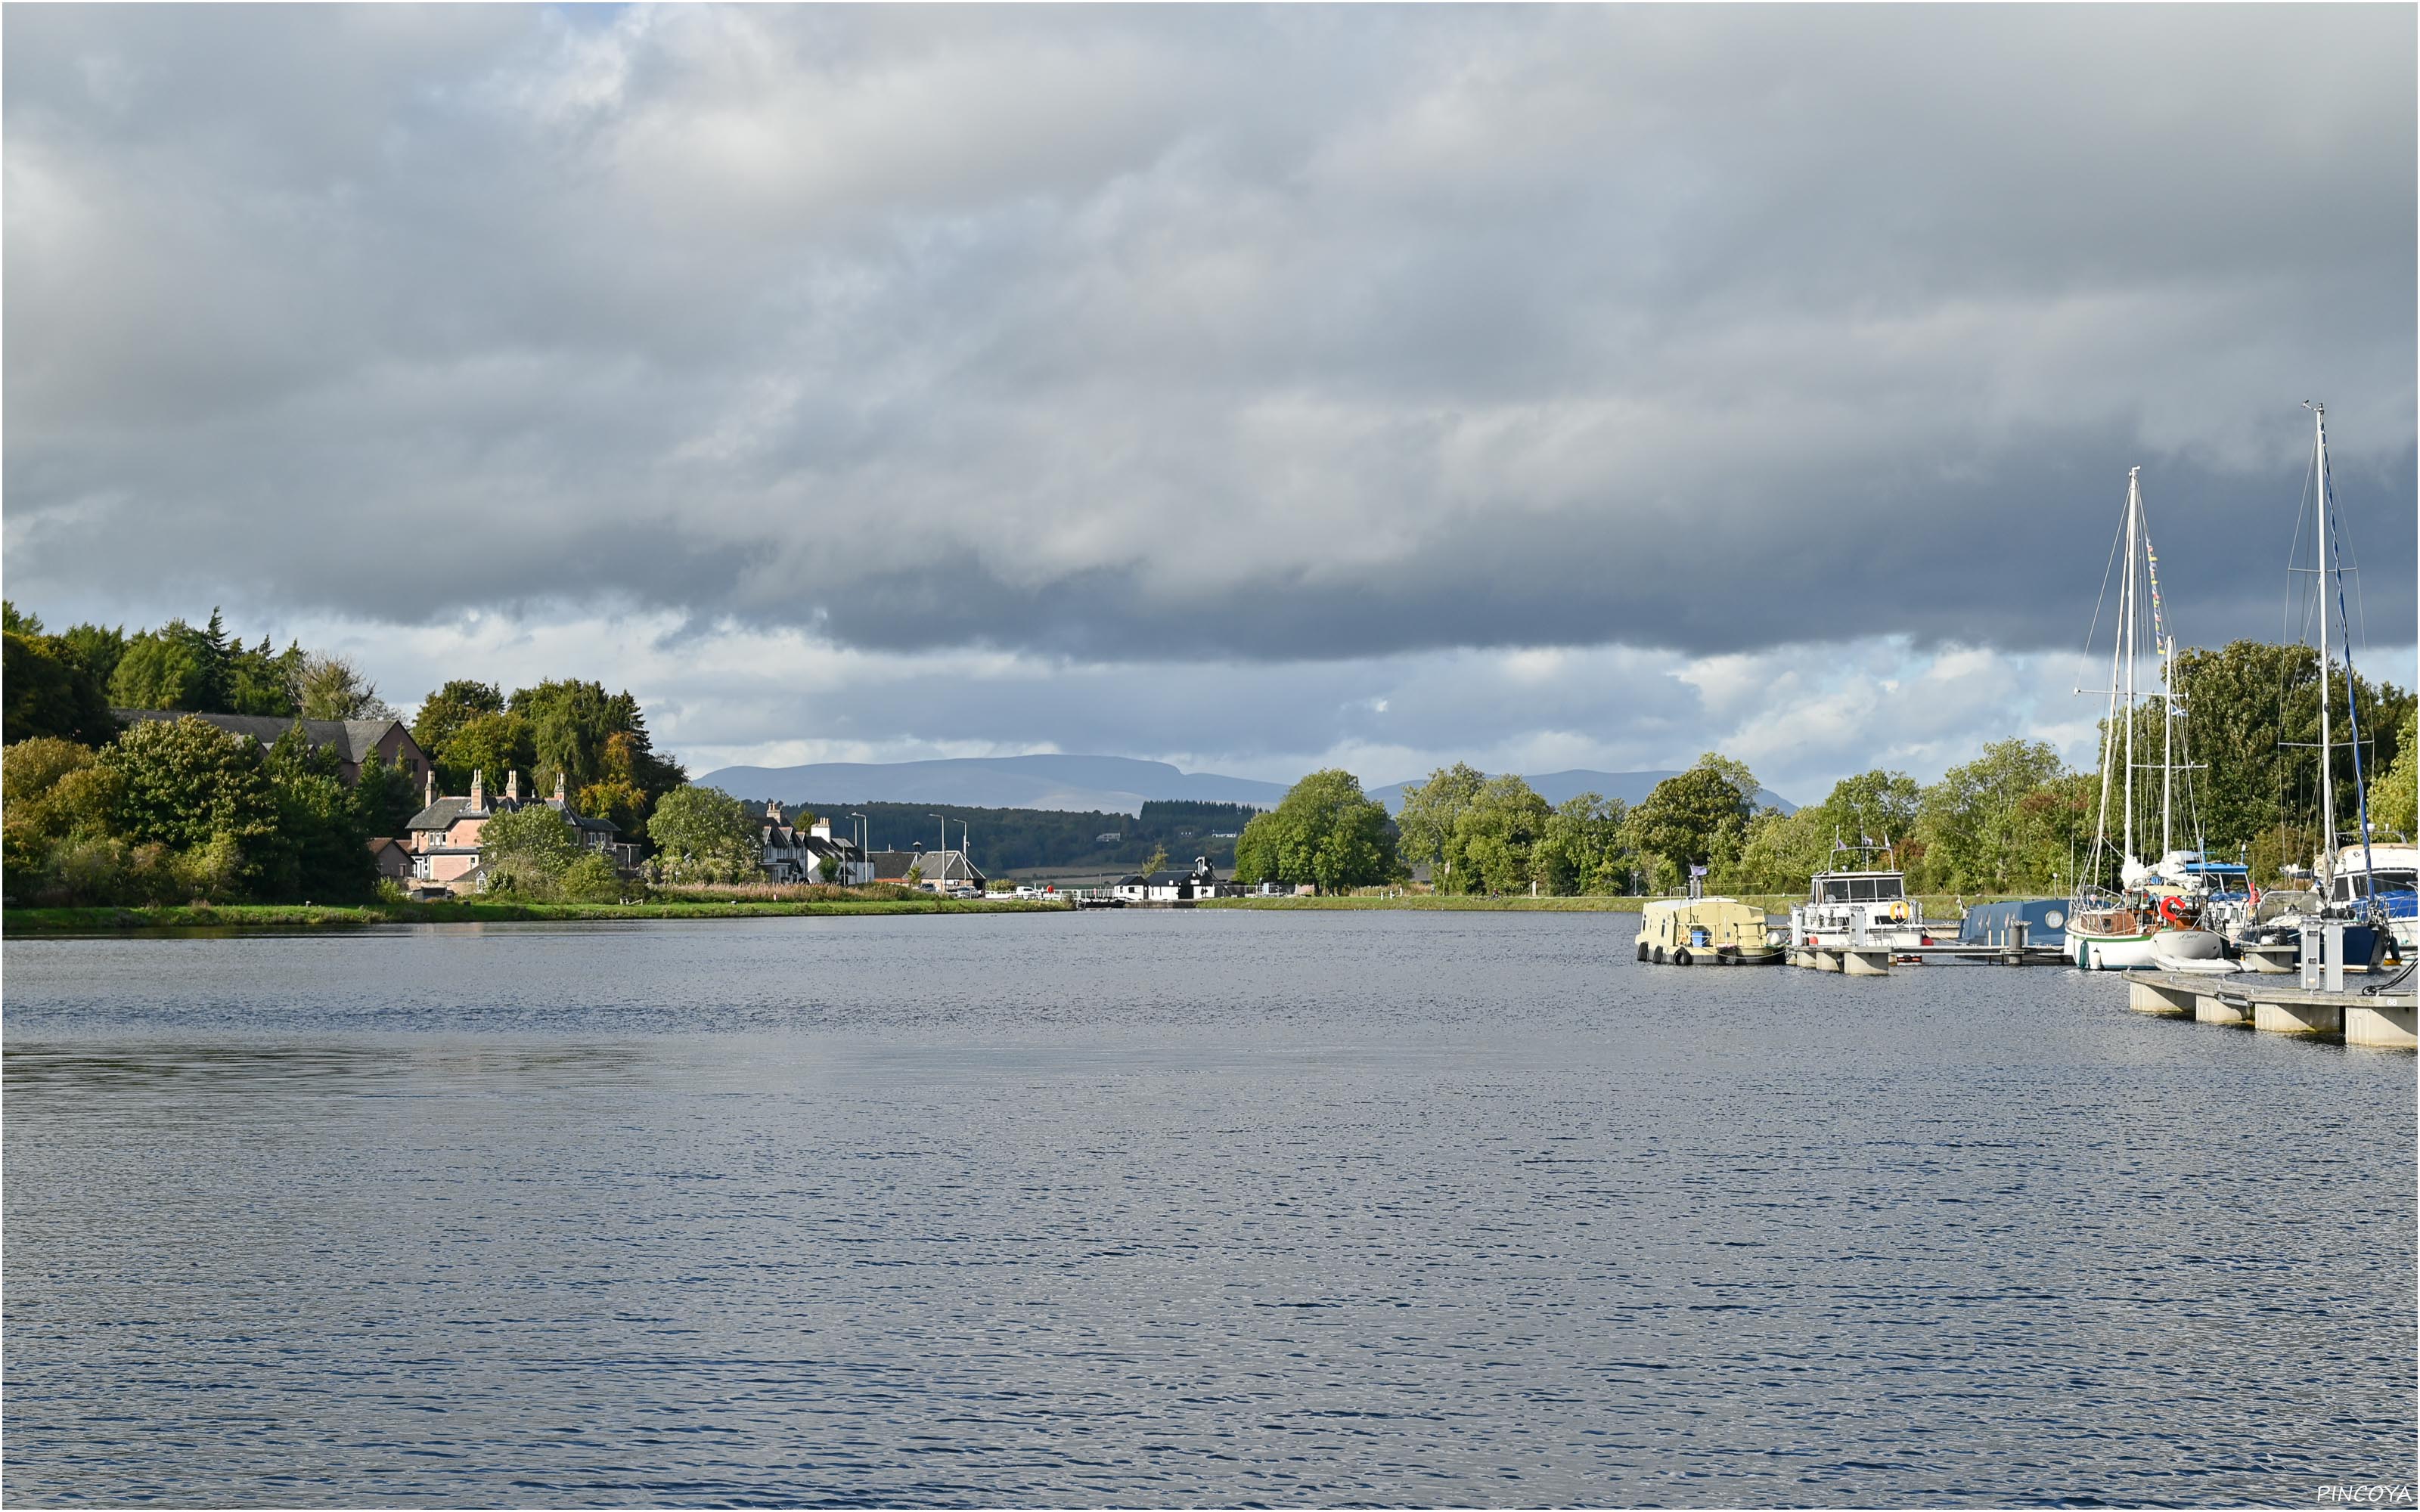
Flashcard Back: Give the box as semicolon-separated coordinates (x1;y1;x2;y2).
2074;928;2223;971
2075;932;2160;970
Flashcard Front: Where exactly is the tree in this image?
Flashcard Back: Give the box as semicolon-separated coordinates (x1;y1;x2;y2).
557;852;625;903
352;751;424;838
291;652;395;720
5;627;116;745
1916;743;2068;892
1453;774;1553;894
2169;640;2415;854
3;737;119;881
1235;769;1395;893
413;680;507;759
1231;812;1280;885
1535;793;1632;894
57;621;127;693
98;716;279;857
1624;754;1760;892
1139;842;1169;878
644;784;761;883
259;725;377;902
437;711;536;793
479;803;583;895
1727;804;1833;895
574;778;648;836
1395;763;1485;888
107;627;214;712
501;682;686;835
225;634;303;717
2368;706;2418;841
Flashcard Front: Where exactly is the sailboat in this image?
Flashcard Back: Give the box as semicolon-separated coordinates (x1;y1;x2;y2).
2067;468;2229;971
2227;403;2403;971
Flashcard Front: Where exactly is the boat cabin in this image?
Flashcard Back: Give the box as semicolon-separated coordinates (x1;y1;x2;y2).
1637;897;1778;964
1808;870;1907;904
2328;844;2418;910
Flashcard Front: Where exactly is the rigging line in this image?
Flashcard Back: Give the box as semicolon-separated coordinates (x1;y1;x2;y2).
2078;509;2125;674
2282;448;2315;649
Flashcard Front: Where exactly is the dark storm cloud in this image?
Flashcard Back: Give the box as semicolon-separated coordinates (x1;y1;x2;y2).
6;5;2412;660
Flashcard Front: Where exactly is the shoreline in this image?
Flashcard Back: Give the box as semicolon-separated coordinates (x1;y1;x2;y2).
2;897;1068;935
1201;891;2031;914
1200;896;1643;912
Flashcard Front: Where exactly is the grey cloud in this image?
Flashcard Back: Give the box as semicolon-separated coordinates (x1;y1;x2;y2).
5;5;2412;664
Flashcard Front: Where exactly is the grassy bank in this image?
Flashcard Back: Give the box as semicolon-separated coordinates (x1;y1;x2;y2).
3;897;1068;934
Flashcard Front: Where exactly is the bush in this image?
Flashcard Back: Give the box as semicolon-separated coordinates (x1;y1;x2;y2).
557;853;625;903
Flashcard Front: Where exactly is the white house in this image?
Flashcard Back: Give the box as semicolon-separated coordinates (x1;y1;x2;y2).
753;803;873;885
1112;857;1239;903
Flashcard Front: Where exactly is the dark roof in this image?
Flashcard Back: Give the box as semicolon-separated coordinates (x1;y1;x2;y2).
407;792;617;834
864;847;985;882
113;711;417;764
542;798;618;835
407;796;487;830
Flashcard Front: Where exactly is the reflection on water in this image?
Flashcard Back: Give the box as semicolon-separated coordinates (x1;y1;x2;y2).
6;912;2414;1506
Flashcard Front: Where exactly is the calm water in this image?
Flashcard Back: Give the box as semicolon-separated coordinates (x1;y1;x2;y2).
5;911;2413;1507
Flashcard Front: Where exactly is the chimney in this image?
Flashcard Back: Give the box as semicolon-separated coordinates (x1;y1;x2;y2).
506;770;520;804
554;772;568;804
811;817;832;841
767;799;783;821
470;768;485;810
424;770;437;809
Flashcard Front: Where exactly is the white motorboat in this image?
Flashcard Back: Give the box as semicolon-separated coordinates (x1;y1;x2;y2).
2325;843;2417;954
1789;841;1930;956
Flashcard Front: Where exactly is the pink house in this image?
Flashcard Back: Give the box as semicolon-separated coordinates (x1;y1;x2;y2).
402;770;632;894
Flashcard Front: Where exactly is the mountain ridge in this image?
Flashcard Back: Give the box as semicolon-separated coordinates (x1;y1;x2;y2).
696;754;1796;817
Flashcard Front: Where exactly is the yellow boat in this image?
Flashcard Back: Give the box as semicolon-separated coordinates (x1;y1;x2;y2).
1635;896;1782;965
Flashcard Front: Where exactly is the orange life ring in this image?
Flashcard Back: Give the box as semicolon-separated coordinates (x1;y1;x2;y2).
2158;894;2189;926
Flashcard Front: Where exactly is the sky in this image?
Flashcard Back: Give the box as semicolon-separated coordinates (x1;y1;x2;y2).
6;4;2413;804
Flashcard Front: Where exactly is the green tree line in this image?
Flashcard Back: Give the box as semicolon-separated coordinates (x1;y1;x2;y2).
1227;639;2414;897
4;600;691;907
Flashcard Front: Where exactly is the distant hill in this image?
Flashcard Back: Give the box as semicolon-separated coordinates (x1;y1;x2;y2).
697;753;1795;817
1365;769;1798;815
693;754;1289;817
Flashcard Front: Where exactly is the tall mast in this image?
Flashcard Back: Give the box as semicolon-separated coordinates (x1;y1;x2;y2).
2121;467;2139;866
2310;403;2338;871
2162;634;2175;857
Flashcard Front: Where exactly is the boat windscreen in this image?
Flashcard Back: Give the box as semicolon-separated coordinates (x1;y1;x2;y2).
1822;879;1851;902
2337;870;2419;900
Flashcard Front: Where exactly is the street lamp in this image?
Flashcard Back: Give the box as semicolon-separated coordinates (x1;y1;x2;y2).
849;813;867;882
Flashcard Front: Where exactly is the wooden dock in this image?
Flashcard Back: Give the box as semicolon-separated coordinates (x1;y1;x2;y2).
1783;916;2068;974
2125;970;2417;1048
